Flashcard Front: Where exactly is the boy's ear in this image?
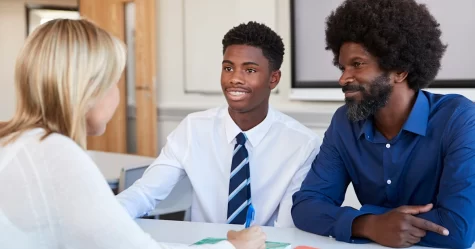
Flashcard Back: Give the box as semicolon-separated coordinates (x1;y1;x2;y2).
270;70;281;90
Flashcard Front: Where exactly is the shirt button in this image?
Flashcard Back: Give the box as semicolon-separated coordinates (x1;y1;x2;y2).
387;179;392;185
386;143;390;148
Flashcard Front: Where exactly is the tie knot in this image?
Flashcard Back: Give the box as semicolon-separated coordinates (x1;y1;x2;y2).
236;132;247;145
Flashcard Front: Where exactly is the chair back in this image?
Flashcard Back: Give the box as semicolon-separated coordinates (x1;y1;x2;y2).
118;165;149;193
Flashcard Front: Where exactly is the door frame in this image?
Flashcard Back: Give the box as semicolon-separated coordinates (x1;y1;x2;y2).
79;0;158;157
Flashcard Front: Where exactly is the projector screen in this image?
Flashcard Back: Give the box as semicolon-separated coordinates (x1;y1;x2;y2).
290;0;475;92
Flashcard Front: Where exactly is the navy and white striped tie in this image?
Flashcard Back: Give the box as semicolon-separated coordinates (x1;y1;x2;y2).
227;132;251;224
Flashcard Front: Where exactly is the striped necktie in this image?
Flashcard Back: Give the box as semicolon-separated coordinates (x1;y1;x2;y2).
227;132;251;224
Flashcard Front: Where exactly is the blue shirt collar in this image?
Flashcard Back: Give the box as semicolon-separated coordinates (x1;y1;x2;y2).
358;117;374;140
402;90;429;136
358;90;429;139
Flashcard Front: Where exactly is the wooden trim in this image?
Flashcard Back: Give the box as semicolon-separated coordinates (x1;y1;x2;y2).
134;0;158;157
25;4;78;10
81;0;128;153
80;0;158;155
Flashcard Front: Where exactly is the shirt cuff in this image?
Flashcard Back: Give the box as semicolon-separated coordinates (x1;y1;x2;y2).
360;204;391;215
334;207;372;243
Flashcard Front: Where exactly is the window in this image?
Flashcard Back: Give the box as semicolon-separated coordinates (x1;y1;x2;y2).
26;4;79;36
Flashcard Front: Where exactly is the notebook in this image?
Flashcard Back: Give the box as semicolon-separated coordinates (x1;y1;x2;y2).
193;237;291;249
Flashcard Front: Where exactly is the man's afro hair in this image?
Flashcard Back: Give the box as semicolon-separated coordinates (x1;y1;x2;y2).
325;0;447;90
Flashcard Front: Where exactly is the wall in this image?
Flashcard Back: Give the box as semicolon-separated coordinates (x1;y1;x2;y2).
0;0;77;121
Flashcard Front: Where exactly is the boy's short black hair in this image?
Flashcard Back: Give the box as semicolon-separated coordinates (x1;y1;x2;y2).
222;21;285;71
325;0;447;90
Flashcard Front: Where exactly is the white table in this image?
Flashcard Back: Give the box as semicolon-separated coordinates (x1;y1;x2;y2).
87;150;155;189
136;219;446;249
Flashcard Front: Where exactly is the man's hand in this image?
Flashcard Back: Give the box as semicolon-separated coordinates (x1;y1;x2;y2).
353;204;449;248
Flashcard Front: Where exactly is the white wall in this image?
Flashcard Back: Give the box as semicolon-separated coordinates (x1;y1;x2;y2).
0;0;77;121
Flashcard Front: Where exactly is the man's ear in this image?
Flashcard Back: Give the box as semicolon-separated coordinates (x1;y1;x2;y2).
270;70;281;90
394;71;408;83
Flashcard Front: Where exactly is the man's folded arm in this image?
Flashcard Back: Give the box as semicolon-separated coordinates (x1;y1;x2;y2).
413;106;475;249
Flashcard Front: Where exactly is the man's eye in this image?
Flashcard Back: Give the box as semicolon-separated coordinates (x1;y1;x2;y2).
246;68;256;73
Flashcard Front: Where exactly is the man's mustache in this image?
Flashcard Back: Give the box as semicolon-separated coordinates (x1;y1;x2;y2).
342;84;365;93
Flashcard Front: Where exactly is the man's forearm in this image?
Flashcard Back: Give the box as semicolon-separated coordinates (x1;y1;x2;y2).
292;197;372;243
351;214;376;239
416;208;475;249
354;205;474;248
360;204;391;215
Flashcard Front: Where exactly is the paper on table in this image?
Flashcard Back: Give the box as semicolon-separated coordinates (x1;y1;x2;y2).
193;237;291;249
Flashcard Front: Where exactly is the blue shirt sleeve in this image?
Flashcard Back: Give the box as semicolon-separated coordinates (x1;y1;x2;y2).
414;106;475;249
359;204;391;215
291;113;372;243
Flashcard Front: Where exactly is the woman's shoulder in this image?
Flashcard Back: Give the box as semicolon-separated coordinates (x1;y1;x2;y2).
3;128;91;166
23;128;83;153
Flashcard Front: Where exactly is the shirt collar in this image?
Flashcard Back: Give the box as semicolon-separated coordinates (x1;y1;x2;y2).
358;90;429;139
358;117;374;140
402;90;429;136
225;106;274;147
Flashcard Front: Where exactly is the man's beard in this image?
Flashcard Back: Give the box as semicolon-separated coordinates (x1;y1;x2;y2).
344;73;393;122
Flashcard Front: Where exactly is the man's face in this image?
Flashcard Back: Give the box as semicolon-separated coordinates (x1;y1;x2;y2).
338;42;393;122
221;45;280;113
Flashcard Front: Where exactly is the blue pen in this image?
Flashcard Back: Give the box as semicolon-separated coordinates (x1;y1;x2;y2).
245;203;255;228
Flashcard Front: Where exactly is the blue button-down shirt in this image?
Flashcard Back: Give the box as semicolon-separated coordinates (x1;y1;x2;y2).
292;90;475;249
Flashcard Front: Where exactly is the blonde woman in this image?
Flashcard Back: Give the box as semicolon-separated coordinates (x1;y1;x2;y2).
0;19;266;249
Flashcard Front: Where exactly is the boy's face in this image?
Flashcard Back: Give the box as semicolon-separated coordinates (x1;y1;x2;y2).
221;44;280;113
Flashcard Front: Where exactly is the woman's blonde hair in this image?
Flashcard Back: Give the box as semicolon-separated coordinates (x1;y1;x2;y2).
0;18;126;149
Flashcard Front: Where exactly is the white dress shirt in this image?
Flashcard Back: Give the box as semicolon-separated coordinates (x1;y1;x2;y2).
0;128;233;249
117;106;321;227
